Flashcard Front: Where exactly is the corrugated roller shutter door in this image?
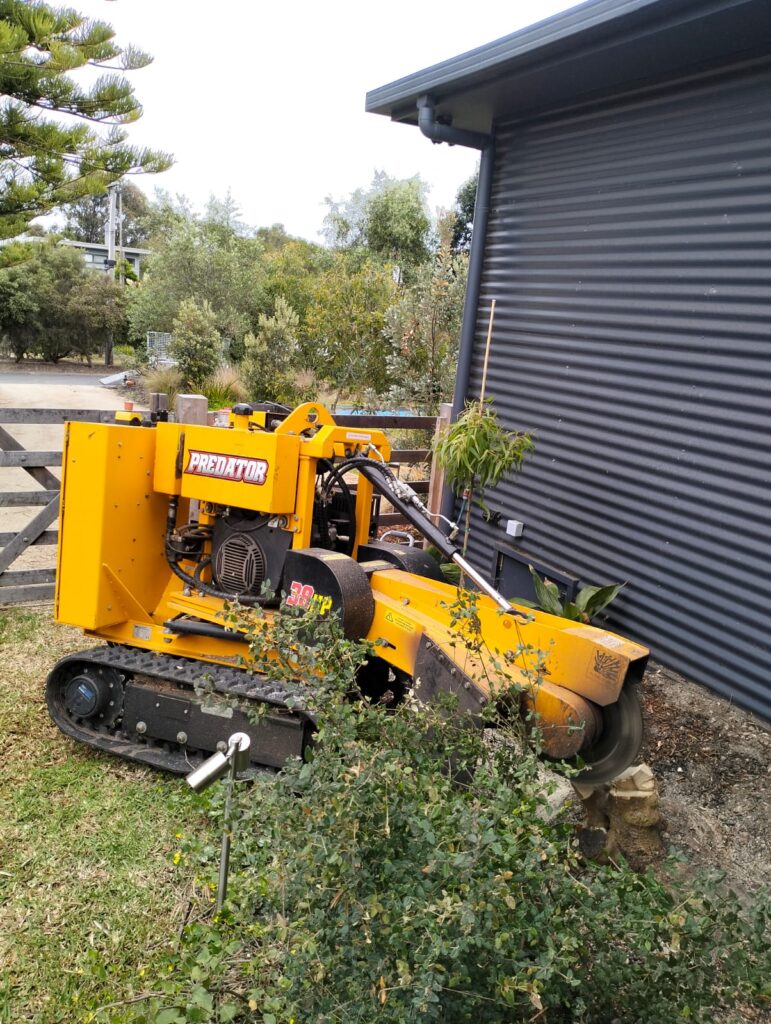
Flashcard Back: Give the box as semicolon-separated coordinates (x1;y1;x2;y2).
466;62;771;719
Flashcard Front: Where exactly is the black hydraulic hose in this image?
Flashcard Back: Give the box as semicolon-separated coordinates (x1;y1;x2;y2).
193;555;212;585
349;457;527;617
318;458;358;554
164;497;265;606
350;457;458;561
163;616;250;644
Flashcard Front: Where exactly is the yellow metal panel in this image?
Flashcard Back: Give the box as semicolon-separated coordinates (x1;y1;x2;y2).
153;422;301;511
366;570;645;706
153;422;184;495
56;423;169;630
291;454;317;549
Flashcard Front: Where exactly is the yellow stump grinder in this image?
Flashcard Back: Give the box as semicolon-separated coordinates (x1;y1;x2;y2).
47;401;648;783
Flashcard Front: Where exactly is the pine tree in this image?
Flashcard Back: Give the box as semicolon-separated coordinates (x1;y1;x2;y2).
60;182;151;246
0;0;170;238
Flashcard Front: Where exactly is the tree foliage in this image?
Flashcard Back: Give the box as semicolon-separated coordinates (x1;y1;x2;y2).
385;245;468;413
451;172;478;254
302;252;398;407
169;297;222;390
261;235;333;321
0;241;125;361
126;216;268;348
242;297;306;405
59;182;152;246
0;0;170;238
324;172;432;275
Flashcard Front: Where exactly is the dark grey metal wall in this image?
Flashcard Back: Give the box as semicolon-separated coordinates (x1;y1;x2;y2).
465;60;771;719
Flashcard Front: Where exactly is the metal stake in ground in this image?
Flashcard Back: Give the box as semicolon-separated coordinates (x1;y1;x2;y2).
185;732;251;911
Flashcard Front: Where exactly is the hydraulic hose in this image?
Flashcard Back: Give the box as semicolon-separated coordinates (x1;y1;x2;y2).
346;458;527;617
164;497;266;606
317;458;357;554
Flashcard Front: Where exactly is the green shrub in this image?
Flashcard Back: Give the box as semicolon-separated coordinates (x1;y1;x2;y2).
434;400;535;504
433;401;535;553
170;298;223;390
518;567;626;623
113;343;140;369
90;600;770;1024
242;296;307;406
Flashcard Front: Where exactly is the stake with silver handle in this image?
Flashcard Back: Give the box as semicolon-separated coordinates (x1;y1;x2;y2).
185;732;251;911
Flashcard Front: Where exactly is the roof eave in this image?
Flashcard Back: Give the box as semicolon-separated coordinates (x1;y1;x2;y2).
366;0;771;132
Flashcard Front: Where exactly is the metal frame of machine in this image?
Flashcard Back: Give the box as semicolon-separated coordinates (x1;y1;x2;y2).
47;401;648;783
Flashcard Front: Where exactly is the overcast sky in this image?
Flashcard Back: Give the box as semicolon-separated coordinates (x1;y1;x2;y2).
73;0;580;240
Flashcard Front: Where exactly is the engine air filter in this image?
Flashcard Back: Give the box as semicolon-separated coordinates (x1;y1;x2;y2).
214;533;266;595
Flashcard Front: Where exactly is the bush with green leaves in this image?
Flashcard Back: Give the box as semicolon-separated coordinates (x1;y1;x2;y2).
434;400;535;554
520;566;626;624
434;401;535;501
241;297;306;406
170;298;223;391
86;598;770;1024
0;242;127;362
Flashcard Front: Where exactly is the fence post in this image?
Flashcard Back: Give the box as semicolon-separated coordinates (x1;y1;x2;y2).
175;394;209;426
427;403;452;520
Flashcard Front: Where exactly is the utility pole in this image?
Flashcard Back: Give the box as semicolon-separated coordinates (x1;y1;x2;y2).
105;182;118;269
104;182;120;365
118;184;125;288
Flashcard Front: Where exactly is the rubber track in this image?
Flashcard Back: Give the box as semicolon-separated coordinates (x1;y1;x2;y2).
46;645;315;774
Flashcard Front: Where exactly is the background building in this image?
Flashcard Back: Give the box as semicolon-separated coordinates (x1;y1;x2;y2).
59;239;149;277
368;0;771;719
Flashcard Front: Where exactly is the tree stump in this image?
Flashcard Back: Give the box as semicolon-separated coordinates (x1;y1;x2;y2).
574;764;666;869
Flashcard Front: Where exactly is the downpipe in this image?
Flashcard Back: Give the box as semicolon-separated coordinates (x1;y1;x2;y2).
415;97;497;530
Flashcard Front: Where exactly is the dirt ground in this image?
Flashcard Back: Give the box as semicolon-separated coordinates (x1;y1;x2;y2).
640;661;770;894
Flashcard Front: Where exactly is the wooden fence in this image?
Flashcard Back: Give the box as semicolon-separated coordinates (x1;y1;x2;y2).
0;408;119;605
0;406;449;607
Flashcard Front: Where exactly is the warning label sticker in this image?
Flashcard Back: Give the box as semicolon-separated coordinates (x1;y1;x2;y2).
384;609;415;634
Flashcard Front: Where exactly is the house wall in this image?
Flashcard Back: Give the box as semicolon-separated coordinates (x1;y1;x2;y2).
463;59;771;718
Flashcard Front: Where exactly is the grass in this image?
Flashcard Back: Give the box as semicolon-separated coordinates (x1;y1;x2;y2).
0;607;204;1023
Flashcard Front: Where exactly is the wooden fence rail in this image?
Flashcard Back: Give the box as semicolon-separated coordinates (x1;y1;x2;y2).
0;408;117;605
0;406;450;607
